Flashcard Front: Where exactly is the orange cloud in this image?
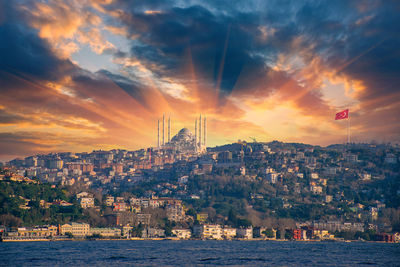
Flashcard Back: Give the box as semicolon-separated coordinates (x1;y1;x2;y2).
144;10;164;15
24;0;114;58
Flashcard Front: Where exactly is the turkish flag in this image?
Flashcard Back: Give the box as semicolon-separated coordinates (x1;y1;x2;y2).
335;109;349;120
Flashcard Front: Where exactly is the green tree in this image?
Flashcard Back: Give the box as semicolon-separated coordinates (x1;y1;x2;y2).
262;229;275;238
132;223;144;237
163;219;175;237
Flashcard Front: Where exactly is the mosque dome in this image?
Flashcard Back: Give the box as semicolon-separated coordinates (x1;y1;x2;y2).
171;128;194;143
178;128;192;136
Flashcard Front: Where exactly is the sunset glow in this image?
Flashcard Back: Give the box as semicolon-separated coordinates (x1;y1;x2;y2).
0;0;399;161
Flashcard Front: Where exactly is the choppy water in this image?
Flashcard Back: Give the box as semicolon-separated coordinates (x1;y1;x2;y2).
1;240;399;266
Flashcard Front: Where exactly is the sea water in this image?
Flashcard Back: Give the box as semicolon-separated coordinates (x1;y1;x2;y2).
1;240;399;266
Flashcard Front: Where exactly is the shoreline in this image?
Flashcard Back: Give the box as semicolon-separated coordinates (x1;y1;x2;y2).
1;236;397;243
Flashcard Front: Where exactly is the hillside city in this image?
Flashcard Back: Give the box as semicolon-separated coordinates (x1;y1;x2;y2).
1;127;399;242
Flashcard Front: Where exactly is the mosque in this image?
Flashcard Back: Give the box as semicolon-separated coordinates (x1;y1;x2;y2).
156;115;207;153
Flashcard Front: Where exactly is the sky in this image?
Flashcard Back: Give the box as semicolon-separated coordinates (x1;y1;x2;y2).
0;0;399;161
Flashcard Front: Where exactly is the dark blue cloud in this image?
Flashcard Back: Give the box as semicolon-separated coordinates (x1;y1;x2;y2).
105;0;400;110
0;23;74;82
0;0;74;85
110;4;276;97
309;1;400;106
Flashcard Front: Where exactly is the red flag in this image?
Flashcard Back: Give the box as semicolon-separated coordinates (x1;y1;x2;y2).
335;109;349;120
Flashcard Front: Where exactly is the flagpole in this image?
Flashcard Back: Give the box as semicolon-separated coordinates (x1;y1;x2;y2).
347;109;350;144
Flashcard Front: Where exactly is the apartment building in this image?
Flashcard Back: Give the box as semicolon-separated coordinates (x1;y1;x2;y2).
172;228;192;239
193;224;222;240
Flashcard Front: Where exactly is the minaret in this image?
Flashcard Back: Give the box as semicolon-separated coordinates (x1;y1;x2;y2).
199;114;202;151
157;119;160;148
162;114;165;146
168;116;171;143
195;118;198;151
204;116;207;149
148;148;152;167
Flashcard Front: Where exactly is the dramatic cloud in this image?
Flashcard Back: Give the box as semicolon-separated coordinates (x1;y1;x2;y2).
0;0;399;160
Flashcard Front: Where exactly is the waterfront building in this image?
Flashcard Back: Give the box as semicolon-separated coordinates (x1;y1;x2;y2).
122;225;133;237
90;228;121;237
222;227;236;239
193;224;223;240
60;223;90;237
312;221;364;232
15;226;57;237
172;228;192;239
253;227;268;238
236;227;253;239
142;227;165;238
293;229;307;240
376;233;395;242
312;229;334;240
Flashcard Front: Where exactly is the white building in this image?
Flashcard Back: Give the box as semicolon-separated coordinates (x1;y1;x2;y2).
325;195;333;203
142;227;165;238
172;228;192;239
193;224;222;240
79;197;95;209
178;175;189;184
236;227;253;239
222;227;236;239
267;172;278;184
310;185;323;194
361;173;371;181
76;192;92;199
90;228;121;237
